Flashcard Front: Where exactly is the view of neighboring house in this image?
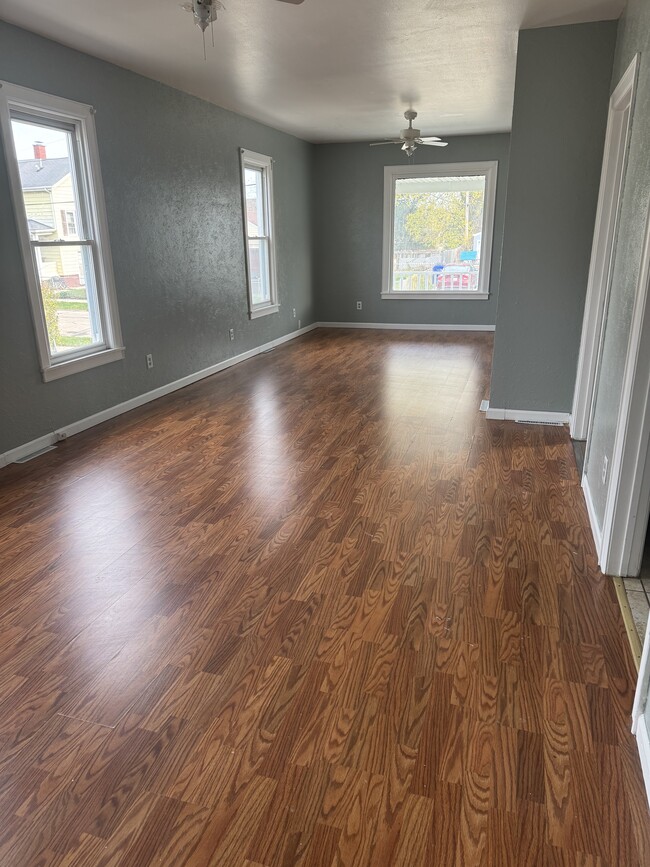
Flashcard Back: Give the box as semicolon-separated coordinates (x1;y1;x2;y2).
19;142;82;285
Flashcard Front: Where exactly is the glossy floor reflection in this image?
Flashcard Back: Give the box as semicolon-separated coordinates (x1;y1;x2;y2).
0;329;648;866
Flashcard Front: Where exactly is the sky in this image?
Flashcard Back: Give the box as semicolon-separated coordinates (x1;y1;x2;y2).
11;119;70;160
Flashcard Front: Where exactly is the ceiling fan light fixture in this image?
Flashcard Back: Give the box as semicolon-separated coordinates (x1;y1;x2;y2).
182;0;302;39
370;110;448;158
196;0;222;30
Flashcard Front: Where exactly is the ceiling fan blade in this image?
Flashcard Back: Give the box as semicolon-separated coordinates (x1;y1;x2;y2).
274;0;305;4
420;141;449;147
369;141;401;146
418;136;442;142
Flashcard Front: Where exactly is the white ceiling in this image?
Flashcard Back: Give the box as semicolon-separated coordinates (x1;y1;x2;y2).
0;0;624;142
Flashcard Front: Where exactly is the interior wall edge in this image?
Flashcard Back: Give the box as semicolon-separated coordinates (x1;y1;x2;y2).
488;21;617;415
582;471;604;562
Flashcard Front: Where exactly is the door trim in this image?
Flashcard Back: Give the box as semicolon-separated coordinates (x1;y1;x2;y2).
633;619;650;807
571;55;639;440
596;199;650;576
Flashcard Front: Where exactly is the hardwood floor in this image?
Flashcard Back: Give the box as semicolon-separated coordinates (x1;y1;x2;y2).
0;328;648;866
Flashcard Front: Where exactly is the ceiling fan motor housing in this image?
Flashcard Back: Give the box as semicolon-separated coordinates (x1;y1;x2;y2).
401;109;419;141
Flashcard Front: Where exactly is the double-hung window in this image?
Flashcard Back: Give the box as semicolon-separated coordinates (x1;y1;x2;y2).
0;82;124;381
382;161;498;300
240;149;279;319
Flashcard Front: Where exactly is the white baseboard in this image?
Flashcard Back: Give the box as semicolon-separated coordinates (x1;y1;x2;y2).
318;322;495;332
485;407;571;424
0;323;318;469
636;715;650;810
1;433;59;467
582;473;603;559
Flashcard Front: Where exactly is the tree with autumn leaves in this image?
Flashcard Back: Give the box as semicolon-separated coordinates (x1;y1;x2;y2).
397;190;483;252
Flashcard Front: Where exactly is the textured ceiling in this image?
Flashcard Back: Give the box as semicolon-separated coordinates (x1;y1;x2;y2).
0;0;624;141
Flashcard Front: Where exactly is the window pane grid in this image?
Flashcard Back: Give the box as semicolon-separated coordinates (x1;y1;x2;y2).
31;240;94;247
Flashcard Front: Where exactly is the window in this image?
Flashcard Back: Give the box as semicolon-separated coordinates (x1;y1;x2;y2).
382;161;498;300
61;210;77;237
0;82;124;381
240;149;278;319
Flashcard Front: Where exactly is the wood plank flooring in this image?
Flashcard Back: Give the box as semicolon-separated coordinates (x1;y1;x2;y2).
0;328;648;866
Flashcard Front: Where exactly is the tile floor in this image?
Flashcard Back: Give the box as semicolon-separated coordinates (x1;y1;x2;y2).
624;533;650;645
571;437;649;645
572;436;650;647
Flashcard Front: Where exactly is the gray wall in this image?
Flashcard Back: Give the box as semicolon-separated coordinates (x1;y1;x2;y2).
0;21;315;455
489;22;617;412
586;0;650;525
312;135;510;326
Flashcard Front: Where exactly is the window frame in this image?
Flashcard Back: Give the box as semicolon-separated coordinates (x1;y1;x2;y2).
381;160;498;301
239;148;279;319
0;81;124;381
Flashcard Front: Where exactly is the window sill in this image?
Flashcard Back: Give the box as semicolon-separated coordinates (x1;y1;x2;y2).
381;292;490;301
249;304;280;320
42;346;125;382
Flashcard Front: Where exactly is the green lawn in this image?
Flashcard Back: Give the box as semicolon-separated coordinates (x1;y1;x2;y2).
55;301;89;312
56;336;93;348
58;288;88;300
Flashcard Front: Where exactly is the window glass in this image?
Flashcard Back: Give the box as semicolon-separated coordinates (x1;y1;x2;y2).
247;238;271;306
32;245;102;354
391;174;487;293
11;118;83;244
241;151;277;316
9;112;107;358
244;167;266;237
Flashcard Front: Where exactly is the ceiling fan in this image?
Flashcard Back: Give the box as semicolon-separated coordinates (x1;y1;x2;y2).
183;0;303;36
370;110;448;158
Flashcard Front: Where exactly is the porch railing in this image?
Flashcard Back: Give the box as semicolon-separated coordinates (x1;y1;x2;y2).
393;270;480;293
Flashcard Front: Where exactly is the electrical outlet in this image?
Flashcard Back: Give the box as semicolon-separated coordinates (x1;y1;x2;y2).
602;454;609;485
293;308;296;318
356;301;363;310
54;431;67;442
146;354;154;370
229;328;235;341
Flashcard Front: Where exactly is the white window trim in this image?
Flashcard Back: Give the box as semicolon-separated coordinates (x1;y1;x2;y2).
381;160;498;300
0;81;124;381
239;148;279;319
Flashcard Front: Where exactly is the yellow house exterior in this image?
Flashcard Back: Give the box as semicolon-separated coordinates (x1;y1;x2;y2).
20;152;82;285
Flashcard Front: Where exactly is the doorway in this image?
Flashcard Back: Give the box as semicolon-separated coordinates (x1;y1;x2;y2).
571;55;639;442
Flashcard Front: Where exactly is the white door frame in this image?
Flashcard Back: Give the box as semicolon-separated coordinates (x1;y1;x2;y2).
598;199;650;577
571;55;639;440
633;620;650;807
